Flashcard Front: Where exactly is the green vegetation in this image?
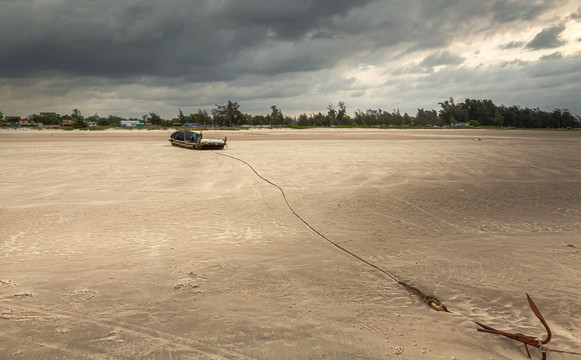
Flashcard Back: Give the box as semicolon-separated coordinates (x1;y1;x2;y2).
437;98;578;128
2;98;580;129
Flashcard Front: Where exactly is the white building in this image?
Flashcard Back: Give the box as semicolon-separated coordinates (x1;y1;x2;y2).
120;120;142;127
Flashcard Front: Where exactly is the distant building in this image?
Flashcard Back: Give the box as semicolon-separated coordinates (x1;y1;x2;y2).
453;122;469;127
366;109;381;117
121;120;142;127
241;124;273;128
62;119;75;126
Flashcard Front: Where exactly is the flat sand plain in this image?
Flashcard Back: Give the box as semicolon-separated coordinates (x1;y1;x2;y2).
1;128;580;359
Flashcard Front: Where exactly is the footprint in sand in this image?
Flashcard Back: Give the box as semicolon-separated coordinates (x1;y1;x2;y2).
12;290;33;297
63;289;98;303
173;272;206;293
0;279;17;292
91;329;124;343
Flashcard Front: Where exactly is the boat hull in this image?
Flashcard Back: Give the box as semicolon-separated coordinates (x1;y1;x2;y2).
169;137;227;150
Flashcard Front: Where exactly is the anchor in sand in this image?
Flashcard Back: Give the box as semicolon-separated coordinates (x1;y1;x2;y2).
475;293;551;359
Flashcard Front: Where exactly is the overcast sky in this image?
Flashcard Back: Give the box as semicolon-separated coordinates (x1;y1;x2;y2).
1;0;580;119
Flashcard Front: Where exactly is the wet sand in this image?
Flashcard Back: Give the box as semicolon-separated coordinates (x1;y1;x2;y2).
1;128;580;359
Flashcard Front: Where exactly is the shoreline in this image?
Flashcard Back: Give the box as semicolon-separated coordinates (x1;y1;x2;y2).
1;126;579;142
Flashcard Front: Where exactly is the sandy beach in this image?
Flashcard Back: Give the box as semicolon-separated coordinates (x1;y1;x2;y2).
1;128;580;359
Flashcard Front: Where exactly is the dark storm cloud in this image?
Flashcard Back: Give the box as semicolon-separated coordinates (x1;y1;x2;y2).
0;0;192;77
540;52;563;61
526;24;566;50
375;1;490;52
371;0;559;54
1;0;579;118
499;41;525;50
390;50;581;112
211;0;375;41
0;0;375;80
0;0;568;81
491;0;552;23
571;6;581;19
396;50;466;75
420;51;465;68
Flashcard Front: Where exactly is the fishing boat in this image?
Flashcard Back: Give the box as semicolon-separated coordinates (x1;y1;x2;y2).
169;130;227;150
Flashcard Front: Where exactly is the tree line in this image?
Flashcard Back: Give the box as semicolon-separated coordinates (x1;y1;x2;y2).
2;98;579;129
437;98;579;129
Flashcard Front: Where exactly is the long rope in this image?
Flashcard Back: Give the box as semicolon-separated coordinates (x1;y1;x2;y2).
211;149;581;355
215;151;448;312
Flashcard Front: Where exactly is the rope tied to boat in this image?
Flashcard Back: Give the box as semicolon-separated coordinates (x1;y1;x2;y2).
215;151;448;312
210;148;581;357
